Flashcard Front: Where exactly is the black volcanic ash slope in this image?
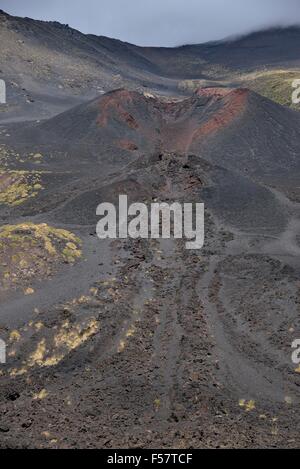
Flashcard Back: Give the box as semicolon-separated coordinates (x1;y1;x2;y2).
0;88;300;448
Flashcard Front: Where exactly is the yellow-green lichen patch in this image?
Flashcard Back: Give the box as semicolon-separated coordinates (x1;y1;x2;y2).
27;152;44;164
0;144;20;168
0;223;82;291
0;170;44;206
240;69;300;109
0;145;46;168
9;317;99;376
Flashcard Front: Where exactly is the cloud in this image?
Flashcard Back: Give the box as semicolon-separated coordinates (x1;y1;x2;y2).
1;0;300;46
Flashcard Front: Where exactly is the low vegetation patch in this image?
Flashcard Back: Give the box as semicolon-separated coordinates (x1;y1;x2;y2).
0;170;44;206
178;69;300;109
241;69;300;109
0;223;82;292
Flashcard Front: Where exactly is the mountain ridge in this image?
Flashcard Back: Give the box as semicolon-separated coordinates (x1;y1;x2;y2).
1;10;300;122
2;8;300;48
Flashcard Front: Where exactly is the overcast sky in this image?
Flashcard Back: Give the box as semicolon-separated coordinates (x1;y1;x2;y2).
1;0;300;46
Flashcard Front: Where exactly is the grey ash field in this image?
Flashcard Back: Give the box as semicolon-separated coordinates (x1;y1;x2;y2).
0;10;300;448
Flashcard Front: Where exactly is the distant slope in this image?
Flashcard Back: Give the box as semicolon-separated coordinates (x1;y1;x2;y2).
1;10;300;122
178;69;300;110
134;27;300;79
0;10;178;122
